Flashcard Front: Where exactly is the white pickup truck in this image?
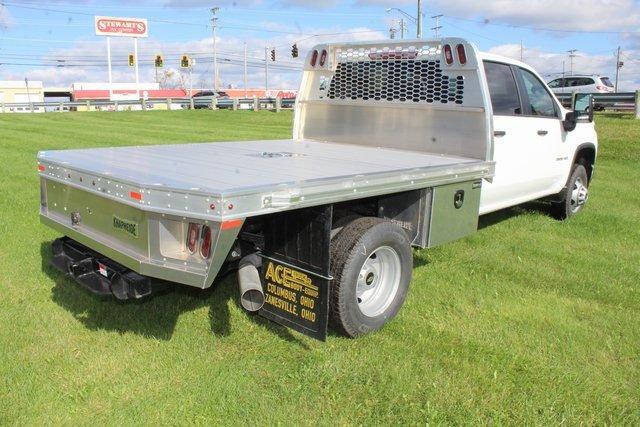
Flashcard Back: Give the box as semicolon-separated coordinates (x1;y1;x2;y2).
38;38;597;340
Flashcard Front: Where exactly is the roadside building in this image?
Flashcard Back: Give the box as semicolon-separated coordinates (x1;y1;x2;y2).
222;89;297;99
0;80;45;113
70;82;189;111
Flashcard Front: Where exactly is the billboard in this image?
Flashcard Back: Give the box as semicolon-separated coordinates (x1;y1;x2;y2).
95;16;148;37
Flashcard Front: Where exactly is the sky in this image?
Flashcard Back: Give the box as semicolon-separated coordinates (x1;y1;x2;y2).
0;0;639;91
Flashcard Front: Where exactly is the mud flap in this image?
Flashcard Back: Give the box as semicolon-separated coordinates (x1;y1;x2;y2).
258;205;332;341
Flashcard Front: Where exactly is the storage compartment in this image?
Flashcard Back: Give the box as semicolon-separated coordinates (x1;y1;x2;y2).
428;180;482;247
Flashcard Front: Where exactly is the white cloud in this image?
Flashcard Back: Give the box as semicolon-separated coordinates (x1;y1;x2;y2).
0;4;13;31
359;0;640;32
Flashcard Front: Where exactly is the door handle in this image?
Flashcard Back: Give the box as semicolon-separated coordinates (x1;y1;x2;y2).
538;130;548;136
494;131;506;137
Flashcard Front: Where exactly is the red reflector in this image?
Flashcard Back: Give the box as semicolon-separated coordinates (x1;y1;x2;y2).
319;49;327;67
200;225;212;259
220;219;243;230
129;191;142;201
310;50;318;67
456;44;467;65
187;223;200;254
37;164;45;172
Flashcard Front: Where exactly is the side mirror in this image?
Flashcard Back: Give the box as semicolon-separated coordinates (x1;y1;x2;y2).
573;93;594;122
563;111;577;132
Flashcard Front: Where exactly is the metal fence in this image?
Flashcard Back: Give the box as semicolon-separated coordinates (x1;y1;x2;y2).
0;97;296;114
3;92;640;118
554;91;640;118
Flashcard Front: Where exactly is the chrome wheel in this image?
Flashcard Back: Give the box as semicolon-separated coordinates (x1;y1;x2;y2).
570;176;588;213
356;246;402;317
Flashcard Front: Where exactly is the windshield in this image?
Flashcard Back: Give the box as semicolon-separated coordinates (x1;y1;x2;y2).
601;77;614;87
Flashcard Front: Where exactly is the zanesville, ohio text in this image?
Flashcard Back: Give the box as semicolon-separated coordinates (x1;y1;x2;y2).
263;261;319;323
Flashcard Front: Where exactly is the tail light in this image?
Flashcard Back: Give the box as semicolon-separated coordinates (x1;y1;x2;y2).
186;223;199;254
38;164;45;172
596;85;606;92
310;50;318;67
199;225;212;259
456;44;467;65
319;49;327;67
443;44;454;65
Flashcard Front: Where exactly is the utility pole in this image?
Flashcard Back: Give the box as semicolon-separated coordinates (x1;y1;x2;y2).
243;42;248;98
399;18;406;39
416;0;423;38
431;14;443;39
264;46;269;94
568;49;577;76
211;6;219;91
615;46;622;93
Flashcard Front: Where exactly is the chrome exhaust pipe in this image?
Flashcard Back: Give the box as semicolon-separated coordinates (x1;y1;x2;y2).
237;254;265;312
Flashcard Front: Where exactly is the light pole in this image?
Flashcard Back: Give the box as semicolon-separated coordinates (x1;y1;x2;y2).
417;0;423;38
211;6;219;91
386;8;421;38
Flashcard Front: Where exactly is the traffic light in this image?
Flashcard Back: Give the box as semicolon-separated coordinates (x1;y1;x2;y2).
128;54;135;67
270;49;276;62
291;44;298;58
180;55;190;68
155;54;164;68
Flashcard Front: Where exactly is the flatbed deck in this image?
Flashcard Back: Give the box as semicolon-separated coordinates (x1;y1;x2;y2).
38;139;494;220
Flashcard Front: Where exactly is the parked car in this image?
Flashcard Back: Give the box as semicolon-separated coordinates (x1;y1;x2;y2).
547;75;614;94
38;38;597;341
190;90;230;109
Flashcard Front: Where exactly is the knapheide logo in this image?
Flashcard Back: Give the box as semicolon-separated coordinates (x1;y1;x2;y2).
95;16;148;37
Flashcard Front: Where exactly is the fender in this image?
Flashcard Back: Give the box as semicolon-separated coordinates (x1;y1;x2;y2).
571;142;597;183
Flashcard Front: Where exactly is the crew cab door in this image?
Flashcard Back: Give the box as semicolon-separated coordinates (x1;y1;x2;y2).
480;61;565;214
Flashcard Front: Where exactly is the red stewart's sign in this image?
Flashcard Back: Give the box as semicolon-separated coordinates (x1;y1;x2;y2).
94;16;148;38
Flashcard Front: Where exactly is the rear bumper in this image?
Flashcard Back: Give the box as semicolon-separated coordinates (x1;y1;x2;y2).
51;237;169;300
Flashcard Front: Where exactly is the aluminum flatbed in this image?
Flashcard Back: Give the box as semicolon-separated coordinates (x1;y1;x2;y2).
38;139;493;221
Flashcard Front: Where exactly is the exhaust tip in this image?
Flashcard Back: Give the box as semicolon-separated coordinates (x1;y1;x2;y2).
241;289;265;312
237;255;265;312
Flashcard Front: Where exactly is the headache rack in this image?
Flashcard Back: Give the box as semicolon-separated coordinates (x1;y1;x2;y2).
294;38;493;162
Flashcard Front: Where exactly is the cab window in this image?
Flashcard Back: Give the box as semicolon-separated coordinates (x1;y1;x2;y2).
483;61;522;116
518;68;558;118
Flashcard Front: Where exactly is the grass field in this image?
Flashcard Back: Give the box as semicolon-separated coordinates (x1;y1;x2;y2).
1;110;638;424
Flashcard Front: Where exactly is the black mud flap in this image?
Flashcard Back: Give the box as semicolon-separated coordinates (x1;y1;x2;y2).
259;205;332;341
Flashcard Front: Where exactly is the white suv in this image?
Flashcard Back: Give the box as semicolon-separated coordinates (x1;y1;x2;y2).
547;75;614;94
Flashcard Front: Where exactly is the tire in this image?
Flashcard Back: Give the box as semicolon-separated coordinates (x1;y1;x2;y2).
329;217;413;337
551;164;589;220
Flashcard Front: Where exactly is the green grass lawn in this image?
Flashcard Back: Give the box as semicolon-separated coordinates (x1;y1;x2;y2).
1;110;638;424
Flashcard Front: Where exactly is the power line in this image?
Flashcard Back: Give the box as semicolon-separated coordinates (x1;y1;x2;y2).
444;14;640;35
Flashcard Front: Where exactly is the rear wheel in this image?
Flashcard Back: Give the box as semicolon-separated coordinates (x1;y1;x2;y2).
551;164;589;220
329;217;412;337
